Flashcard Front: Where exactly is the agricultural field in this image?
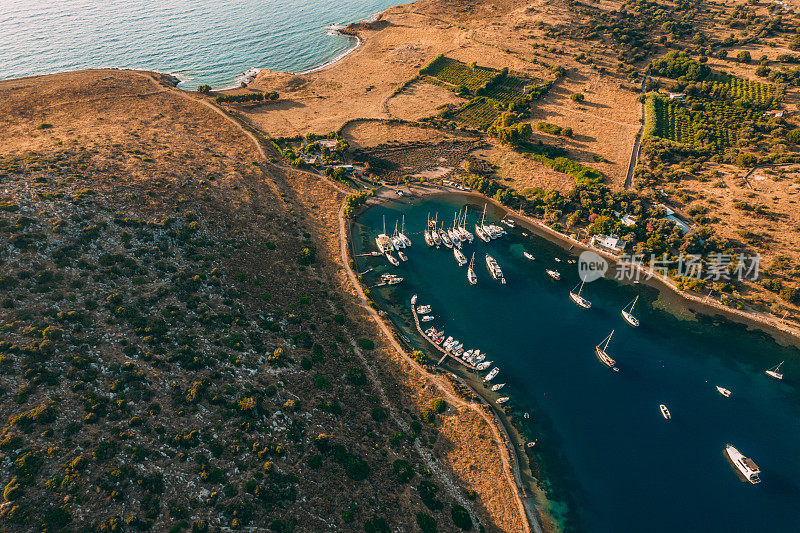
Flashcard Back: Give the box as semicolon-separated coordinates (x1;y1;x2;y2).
451;97;503;129
645;74;784;152
423;57;497;93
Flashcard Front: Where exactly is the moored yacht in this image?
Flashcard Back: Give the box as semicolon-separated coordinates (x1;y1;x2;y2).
716;386;731;398
569;280;591;309
725;444;761;484
491;383;505;391
523;251;535;261
476;361;491;371
386;252;399;266
765;361;784;380
467;252;478;285
496;397;510;404
546;269;561;280
421;315;434;322
380;274;403;285
595;330;618;371
475;224;490;242
398;251;408;262
485;254;506;284
484;366;500;381
453;247;468;267
398;215;412;247
621;296;639;327
416;304;431;314
439;227;453;248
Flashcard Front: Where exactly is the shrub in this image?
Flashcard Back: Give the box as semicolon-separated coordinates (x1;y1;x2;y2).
197;85;211;94
357;338;375;350
371;407;387;422
736;50;752;64
416;513;438;533
570;92;585;103
297;247;315;265
393;459;414;483
417;480;443;511
451;505;473;530
411;350;429;365
430;398;447;413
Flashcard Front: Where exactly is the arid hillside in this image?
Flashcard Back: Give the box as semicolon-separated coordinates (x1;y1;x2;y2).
0;70;525;532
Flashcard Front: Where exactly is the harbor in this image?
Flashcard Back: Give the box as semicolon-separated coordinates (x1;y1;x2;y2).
351;192;800;533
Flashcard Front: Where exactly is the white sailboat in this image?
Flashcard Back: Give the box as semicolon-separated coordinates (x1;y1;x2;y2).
621;296;639;327
595;330;619;371
467;252;478;285
439;225;452;248
765;361;784;380
460;207;474;242
391;220;404;250
569;280;592;309
398;215;411;247
375;215;394;253
453;246;467;266
476;204;491;242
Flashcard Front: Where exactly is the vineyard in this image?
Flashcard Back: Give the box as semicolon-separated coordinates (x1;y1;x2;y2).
704;72;777;107
423;57;497;92
417;56;547;130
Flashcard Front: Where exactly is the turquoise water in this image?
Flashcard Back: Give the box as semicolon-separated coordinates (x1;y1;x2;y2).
0;0;404;89
353;194;800;532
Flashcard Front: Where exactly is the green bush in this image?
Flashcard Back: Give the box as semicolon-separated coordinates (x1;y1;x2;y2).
393;459;414;483
416;513;438;533
451;505;473;530
411;350;429;365
357;338;375;350
430;398;446;413
570;92;585;103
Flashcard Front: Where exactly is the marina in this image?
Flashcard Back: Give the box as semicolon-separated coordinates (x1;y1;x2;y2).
352;193;800;532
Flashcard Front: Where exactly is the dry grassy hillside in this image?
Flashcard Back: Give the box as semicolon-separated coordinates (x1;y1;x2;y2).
0;70;521;532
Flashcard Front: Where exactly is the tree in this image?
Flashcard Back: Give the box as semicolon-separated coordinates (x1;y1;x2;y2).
451;505;473;531
570;92;585;103
197;85;211;94
736;50;752;64
417;513;438;533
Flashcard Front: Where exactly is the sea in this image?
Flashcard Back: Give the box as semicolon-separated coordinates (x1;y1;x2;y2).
353;194;800;532
0;0;405;89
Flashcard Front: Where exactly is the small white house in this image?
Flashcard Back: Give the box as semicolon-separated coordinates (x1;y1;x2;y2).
621;214;637;227
591;234;626;253
318;139;338;150
668;92;685;101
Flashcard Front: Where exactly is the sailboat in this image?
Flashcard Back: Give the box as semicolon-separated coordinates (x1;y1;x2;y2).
569;280;592;309
595;330;618;371
485;254;506;284
621;296;639;327
391;221;404;250
467;252;477;285
386;252;399;266
765;361;784;380
459;207;474;242
439;223;453;248
476;204;491;242
375;216;394;253
398;215;411;247
453;246;467;266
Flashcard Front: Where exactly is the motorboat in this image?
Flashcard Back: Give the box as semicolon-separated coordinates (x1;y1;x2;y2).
416;305;431;314
725;444;761;484
595;330;619;371
380;274;403;285
421;315;434;322
386;253;400;266
621;296;639;327
659;404;671;420
716;386;731;398
491;383;505;391
569;280;591;309
484;367;500;381
485;254;506;284
765;361;784;380
501;218;516;228
496;397;510;404
476;361;491;371
398;251;408;262
546;269;561;280
523;251;535;261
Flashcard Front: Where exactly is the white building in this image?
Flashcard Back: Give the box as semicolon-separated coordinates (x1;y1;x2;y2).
591;234;626;253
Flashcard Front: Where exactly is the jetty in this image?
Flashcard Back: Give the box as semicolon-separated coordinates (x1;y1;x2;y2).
410;297;478;371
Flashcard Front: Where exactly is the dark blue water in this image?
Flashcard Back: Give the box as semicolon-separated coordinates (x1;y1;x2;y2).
353;194;800;532
1;0;404;89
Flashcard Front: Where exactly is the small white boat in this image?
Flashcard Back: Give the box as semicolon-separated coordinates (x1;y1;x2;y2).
659;404;671;420
484;367;500;381
473;353;485;363
453;247;467;266
380;274;403;285
398;215;412;247
554;257;562;262
467;252;477;285
475;224;490;242
421;315;434;322
501;218;516;228
595;330;618;371
523;251;535;261
546;269;561;280
569;280;591;309
491;383;505;391
526;441;537;448
439;228;452;248
716;386;731;398
476;361;491;371
432;229;442;246
765;361;784;380
496;397;510;404
725;444;761;484
398;251;408;262
386;253;400;266
621;296;639;327
443;336;454;348
411;294;418;305
416;305;431;314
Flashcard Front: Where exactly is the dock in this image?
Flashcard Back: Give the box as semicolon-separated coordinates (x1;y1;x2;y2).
410;298;478;371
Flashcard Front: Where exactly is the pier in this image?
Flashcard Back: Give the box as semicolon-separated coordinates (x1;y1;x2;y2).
410;298;479;371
